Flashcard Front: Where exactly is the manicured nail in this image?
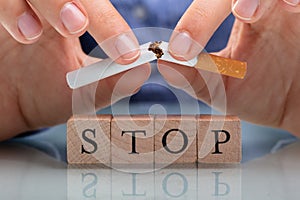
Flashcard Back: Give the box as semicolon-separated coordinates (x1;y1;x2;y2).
115;34;140;61
169;32;192;58
60;2;88;34
283;0;299;6
232;0;260;20
17;12;42;40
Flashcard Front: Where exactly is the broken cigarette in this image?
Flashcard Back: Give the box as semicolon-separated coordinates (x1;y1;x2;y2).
66;41;247;89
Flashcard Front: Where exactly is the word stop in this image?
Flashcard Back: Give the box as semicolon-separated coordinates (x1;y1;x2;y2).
67;115;241;166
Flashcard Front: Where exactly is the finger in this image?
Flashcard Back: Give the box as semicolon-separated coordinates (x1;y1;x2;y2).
95;63;151;109
157;61;227;110
169;0;232;61
232;0;276;23
27;0;88;37
81;0;140;65
280;0;300;13
0;0;42;44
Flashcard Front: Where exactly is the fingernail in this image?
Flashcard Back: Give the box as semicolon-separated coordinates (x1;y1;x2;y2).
283;0;299;6
232;0;260;20
115;34;140;61
169;32;192;58
60;2;88;34
17;12;42;40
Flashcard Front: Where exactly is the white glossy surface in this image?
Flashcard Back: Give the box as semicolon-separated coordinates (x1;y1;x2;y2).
1;119;297;199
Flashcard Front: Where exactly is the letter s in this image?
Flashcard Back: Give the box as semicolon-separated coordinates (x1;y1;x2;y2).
81;129;98;154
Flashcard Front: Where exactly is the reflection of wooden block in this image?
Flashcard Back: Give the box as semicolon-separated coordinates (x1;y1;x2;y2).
112;170;155;199
155;168;197;198
67;115;111;164
197;115;241;163
197;165;241;199
67;166;111;199
111;115;154;167
154;115;197;167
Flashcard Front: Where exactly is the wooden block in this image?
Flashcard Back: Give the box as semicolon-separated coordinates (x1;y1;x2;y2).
197;115;241;163
67;114;242;165
111;115;154;167
67;115;111;164
154;115;197;167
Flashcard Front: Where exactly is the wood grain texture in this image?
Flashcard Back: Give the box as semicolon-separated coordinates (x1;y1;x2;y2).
154;115;197;167
111;115;154;167
197;115;241;163
67;115;111;164
67;114;242;165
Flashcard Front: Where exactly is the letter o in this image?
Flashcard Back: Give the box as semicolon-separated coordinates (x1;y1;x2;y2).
162;129;188;154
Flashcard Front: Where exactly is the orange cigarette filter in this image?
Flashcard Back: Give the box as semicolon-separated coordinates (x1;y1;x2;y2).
195;53;247;79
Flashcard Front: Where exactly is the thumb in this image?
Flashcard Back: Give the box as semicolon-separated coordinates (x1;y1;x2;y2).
157;60;227;112
72;61;151;115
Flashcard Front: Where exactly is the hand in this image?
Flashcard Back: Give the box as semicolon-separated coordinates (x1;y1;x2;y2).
0;1;151;140
158;0;300;135
0;0;142;63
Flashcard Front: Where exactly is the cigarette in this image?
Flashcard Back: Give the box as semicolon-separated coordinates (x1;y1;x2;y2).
66;42;156;89
157;42;247;79
195;54;247;79
66;41;247;89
